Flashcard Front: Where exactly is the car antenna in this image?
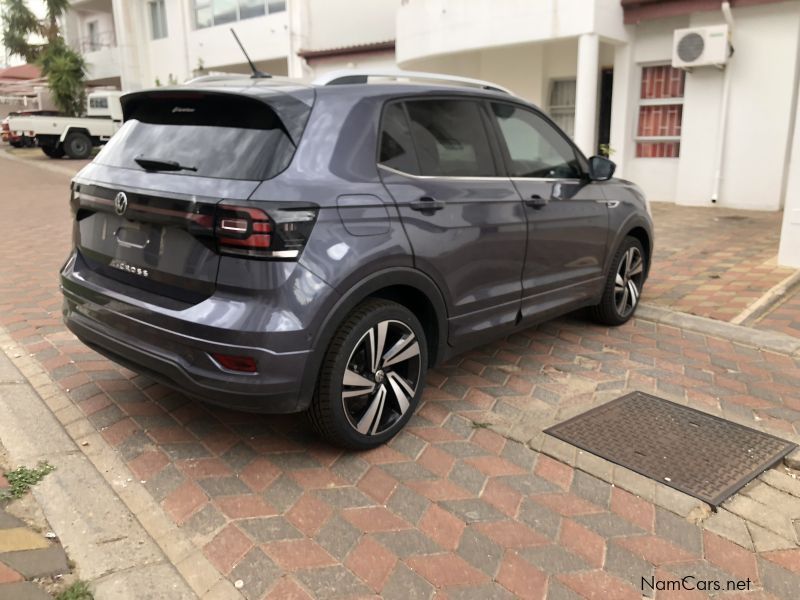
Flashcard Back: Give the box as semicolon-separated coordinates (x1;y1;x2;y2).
230;28;272;79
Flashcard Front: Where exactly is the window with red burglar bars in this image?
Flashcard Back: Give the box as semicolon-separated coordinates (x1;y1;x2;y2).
636;65;685;158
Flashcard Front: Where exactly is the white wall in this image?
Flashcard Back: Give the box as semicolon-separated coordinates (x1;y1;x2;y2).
306;0;399;50
779;87;800;267
614;16;686;202
615;2;800;209
142;0;192;86
678;2;800;209
396;0;627;66
187;10;290;75
307;50;396;77
398;36;613;110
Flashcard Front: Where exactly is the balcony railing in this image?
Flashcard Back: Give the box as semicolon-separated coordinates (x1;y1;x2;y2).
79;30;117;53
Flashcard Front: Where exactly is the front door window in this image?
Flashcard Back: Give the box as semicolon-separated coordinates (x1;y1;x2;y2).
490;103;581;179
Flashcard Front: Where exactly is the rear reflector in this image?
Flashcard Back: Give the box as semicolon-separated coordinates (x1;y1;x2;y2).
211;353;258;373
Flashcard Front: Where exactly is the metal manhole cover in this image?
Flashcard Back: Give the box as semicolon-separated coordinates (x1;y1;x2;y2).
544;392;796;506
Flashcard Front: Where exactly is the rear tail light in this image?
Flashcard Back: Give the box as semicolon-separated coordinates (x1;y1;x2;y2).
215;204;317;259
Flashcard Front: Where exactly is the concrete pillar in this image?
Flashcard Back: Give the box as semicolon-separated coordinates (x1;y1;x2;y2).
287;0;310;78
574;33;600;157
609;41;634;177
779;93;800;268
111;0;144;90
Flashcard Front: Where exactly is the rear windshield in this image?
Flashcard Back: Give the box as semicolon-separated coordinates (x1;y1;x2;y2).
94;90;313;181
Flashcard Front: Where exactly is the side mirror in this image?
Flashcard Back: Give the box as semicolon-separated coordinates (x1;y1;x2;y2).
588;155;616;181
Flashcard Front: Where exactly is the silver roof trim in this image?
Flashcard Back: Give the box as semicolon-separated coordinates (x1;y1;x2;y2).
312;69;512;95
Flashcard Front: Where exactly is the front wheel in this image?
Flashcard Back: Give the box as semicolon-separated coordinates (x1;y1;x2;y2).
308;299;428;449
590;236;646;326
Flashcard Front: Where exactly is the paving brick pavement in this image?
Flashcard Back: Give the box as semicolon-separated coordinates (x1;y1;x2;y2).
0;474;69;600
3;153;800;598
646;203;794;322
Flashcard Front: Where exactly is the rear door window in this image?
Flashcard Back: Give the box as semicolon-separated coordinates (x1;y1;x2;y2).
378;103;419;174
403;99;497;177
95;91;312;181
490;102;582;179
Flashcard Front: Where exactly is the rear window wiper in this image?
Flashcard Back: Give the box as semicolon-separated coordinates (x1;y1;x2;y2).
134;156;197;172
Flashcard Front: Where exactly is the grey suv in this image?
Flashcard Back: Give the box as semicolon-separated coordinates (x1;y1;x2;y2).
60;73;653;449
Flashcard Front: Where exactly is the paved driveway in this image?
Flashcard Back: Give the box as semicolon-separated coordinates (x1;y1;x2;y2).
645;203;793;322
1;152;800;599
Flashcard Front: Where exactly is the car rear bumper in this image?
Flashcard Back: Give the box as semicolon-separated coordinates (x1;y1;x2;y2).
63;292;311;413
60;252;331;414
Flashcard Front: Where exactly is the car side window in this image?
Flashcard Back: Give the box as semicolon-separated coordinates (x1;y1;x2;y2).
404;99;497;177
491;102;582;179
379;102;420;175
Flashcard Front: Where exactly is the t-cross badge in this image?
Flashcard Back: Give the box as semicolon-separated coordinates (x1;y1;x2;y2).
61;72;653;449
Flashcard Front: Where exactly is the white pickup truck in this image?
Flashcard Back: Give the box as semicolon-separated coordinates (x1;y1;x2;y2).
8;90;123;159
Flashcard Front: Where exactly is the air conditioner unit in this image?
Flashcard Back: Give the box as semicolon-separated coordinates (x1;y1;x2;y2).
672;25;731;69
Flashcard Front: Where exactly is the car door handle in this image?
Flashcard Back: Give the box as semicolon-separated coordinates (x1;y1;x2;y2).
595;200;620;208
409;196;445;213
525;194;548;209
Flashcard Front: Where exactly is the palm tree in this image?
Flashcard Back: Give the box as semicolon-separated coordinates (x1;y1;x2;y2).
41;0;70;43
1;0;39;62
1;0;86;116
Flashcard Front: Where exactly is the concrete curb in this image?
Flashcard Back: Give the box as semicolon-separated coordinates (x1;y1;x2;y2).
0;328;242;600
637;303;800;357
733;268;800;326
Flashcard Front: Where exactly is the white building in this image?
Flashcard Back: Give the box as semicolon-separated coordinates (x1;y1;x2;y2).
62;0;399;88
61;0;800;267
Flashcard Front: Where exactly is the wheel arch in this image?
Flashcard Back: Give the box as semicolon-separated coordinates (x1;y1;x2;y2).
606;215;653;280
296;267;448;410
59;127;91;143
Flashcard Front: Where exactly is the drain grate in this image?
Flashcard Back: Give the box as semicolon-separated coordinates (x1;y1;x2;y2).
544;392;796;506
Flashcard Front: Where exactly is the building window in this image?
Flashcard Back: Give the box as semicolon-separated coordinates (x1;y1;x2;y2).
194;0;286;29
636;65;685;158
149;0;168;40
86;21;100;51
548;79;576;138
89;96;109;109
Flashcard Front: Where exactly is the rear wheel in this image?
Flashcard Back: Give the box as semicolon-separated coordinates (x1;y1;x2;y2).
308;299;428;449
590;236;646;326
63;131;92;159
41;143;65;158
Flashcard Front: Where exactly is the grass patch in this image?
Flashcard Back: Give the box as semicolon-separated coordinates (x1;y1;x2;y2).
0;461;55;501
56;581;93;600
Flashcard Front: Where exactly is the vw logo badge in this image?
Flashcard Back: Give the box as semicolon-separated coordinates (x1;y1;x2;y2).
114;192;128;216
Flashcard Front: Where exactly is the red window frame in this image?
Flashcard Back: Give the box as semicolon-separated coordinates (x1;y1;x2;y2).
635;65;685;158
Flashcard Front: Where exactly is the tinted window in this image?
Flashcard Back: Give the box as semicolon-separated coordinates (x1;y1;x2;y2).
379;103;419;174
405;100;496;177
96;92;311;181
491;103;581;179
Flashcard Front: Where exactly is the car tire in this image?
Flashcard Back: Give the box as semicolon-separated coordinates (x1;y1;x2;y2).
63;132;92;159
590;236;647;326
308;298;428;449
41;144;65;158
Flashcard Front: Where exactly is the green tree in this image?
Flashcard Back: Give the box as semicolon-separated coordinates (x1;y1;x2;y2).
1;0;39;62
39;38;86;116
1;0;86;116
